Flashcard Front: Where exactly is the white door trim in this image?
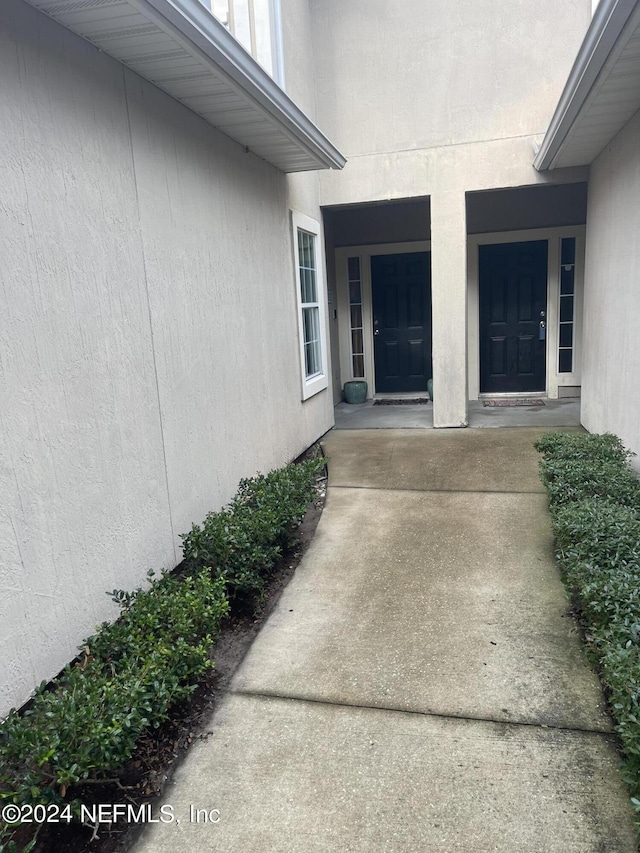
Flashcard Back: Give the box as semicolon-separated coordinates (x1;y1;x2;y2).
467;226;585;400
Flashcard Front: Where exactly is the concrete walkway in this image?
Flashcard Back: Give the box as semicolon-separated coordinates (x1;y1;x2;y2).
136;427;637;852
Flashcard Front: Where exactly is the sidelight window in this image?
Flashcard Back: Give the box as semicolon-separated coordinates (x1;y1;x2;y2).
558;238;576;373
347;257;365;379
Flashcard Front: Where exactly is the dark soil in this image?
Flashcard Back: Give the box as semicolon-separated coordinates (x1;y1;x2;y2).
24;453;327;853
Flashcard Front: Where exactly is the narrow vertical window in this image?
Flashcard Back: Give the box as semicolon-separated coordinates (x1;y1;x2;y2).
348;257;364;378
558;238;575;373
292;212;329;399
299;230;321;378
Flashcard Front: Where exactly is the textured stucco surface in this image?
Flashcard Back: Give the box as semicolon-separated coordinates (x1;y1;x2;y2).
581;107;640;466
0;0;331;715
310;0;591;160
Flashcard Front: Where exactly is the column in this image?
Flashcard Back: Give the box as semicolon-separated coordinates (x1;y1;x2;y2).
430;190;468;427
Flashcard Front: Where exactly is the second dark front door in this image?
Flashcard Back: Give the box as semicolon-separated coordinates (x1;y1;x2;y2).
479;240;548;394
371;252;432;393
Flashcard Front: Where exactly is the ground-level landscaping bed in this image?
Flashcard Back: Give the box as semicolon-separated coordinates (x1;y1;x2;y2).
0;447;326;853
535;431;640;828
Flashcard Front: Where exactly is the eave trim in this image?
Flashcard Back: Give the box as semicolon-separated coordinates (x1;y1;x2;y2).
534;0;638;171
29;0;346;173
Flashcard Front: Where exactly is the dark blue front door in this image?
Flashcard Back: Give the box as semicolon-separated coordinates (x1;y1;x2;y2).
371;252;432;394
479;241;548;394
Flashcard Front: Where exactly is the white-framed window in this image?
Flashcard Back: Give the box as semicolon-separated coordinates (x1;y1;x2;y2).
292;211;329;401
200;0;285;84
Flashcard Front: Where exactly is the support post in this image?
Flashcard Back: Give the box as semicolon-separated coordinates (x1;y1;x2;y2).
430;191;468;427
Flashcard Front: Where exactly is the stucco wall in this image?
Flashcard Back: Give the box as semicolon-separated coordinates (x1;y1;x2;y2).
581;108;640;463
0;0;330;716
312;0;589;157
311;0;591;206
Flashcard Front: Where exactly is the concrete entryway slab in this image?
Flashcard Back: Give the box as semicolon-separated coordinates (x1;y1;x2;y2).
323;427;573;493
136;693;635;853
335;400;434;429
333;399;581;430
468;398;581;429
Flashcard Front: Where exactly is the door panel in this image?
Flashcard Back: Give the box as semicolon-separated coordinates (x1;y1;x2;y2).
490;336;507;376
371;252;431;393
479;241;547;394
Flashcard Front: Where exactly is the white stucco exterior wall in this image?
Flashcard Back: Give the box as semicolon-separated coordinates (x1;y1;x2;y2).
0;0;330;716
581;108;640;463
310;0;591;195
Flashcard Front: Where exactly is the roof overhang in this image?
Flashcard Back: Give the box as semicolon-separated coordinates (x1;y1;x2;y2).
534;0;640;171
25;0;346;174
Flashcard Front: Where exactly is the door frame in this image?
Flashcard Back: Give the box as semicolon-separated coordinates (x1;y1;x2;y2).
467;226;585;400
336;241;431;397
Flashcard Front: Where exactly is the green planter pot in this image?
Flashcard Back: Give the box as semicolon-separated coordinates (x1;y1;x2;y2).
344;380;368;404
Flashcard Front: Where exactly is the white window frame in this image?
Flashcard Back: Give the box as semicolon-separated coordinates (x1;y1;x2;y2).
292;211;329;401
202;0;285;86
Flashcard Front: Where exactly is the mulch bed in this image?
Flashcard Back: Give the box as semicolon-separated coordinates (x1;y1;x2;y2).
482;399;545;407
23;455;327;853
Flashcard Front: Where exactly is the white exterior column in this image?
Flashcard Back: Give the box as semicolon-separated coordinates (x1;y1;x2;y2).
430;191;468;427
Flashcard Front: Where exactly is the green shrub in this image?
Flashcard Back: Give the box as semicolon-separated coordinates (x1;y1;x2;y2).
553;497;640;642
544;459;640;510
553;498;640;575
534;431;632;464
535;432;640;510
0;569;228;845
182;457;324;601
536;431;640;815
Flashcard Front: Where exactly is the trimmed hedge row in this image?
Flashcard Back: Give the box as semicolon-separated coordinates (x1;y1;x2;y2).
182;459;325;601
535;432;640;811
0;454;325;850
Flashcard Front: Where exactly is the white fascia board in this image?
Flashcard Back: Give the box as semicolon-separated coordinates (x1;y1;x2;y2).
140;0;346;170
534;0;638;171
131;0;345;170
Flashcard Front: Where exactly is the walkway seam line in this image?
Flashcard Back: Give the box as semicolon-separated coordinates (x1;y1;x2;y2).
329;484;546;496
230;689;615;738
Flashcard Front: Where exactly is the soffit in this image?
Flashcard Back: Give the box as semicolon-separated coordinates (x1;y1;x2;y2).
24;0;345;174
536;0;640;170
